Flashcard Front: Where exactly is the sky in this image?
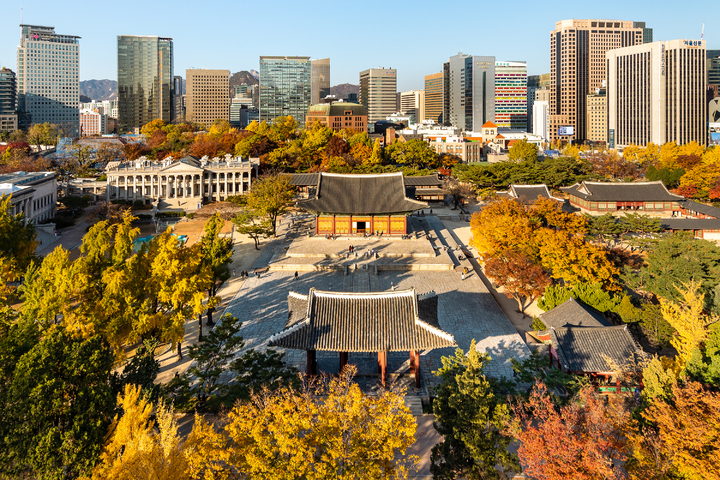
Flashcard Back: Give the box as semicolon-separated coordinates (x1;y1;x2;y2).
0;0;716;92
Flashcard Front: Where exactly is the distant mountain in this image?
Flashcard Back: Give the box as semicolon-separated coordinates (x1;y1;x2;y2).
79;79;117;101
330;83;359;100
229;70;260;106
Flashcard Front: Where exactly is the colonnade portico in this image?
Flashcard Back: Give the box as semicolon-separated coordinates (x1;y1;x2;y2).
106;155;259;205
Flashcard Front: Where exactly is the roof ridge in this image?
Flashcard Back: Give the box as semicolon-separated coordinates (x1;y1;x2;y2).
414;317;456;343
312;289;415;299
267;318;310;344
320;172;403;178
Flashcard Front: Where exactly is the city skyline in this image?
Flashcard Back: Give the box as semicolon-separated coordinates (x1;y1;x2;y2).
0;0;716;92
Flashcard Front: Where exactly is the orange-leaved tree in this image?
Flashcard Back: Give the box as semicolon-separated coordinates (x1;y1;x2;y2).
625;381;720;480
506;382;629;480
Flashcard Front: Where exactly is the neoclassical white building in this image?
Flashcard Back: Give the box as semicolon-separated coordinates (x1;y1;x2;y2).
0;171;57;224
106;155;259;204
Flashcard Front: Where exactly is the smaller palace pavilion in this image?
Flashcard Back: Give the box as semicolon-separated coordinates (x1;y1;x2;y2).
268;288;457;386
296;172;427;236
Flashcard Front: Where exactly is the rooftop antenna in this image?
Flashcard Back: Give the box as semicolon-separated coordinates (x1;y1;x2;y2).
702;22;705;40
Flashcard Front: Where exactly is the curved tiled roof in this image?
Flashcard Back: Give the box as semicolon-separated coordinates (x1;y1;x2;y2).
403;175;443;187
268;289;456;352
297;172;427;215
549;325;641;374
561;180;684;202
539;297;612;329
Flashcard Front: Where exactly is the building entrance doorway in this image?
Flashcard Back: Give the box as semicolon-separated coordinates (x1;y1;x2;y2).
356;221;367;233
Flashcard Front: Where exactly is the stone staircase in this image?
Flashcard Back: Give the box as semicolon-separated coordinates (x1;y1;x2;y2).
404;396;424;416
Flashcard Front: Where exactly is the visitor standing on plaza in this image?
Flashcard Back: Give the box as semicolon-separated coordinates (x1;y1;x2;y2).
294;271;299;281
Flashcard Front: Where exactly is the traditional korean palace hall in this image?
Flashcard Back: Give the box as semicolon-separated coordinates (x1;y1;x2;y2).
268;289;456;386
296;172;428;236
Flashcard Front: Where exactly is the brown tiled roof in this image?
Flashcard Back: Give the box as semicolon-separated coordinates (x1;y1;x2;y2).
268;289;456;352
548;325;641;374
539;297;613;329
296;173;427;215
561;181;683;202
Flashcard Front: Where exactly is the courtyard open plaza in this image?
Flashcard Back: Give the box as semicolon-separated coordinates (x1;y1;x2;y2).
216;213;530;397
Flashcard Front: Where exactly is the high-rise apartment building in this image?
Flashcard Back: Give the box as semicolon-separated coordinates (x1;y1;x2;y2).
424;72;443;122
399;90;424;124
606;39;707;148
0;67;18;132
17;25;80;134
494;61;527;129
185;69;229;126
359;68;397;132
549;19;648;143
311;58;330;105
445;53;495;131
117;35;174;133
259;56;311;126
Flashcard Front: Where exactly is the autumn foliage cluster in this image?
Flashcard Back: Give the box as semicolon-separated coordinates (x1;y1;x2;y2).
472;197;618;312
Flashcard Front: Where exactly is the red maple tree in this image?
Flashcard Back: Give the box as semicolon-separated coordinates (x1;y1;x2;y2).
483;250;551;313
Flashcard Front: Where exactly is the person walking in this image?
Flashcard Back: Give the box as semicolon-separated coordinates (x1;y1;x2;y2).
294;271;299;281
461;272;465;281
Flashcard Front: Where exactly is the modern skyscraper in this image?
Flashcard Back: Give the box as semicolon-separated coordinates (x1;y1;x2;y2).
185;69;229;126
494;61;527;129
117;35;174;133
606;39;707;148
445;53;495;131
424;72;443;122
16;25;80;134
173;76;184;122
549;19;647;143
359;68;397;132
399;90;424;124
311;58;330;105
0;67;18;132
259;56;311;126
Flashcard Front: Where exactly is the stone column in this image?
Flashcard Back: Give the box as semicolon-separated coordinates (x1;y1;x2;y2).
232;173;236;196
216;172;220;201
224;173;228;200
106;176;111;202
142;176;146;201
191;174;195;198
150;175;155;200
124;175;128;200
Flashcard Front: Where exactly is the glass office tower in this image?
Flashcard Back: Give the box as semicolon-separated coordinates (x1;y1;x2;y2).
259;56;311;127
117;35;174;133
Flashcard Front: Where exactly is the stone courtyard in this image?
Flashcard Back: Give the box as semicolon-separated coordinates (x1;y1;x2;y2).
216;213;530;396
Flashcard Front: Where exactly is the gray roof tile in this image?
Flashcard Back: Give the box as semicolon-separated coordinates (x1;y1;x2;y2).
297;173;427;215
549;326;641;374
561;181;683;202
269;289;456;352
539;297;613;329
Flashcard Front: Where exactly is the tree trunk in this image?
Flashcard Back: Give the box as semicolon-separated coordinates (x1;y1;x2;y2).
198;313;203;343
177;341;183;360
207;307;214;327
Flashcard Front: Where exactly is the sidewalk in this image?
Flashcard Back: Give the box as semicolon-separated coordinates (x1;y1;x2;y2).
37;205;102;257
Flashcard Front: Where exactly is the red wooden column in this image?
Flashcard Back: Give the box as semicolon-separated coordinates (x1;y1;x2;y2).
378;351;387;387
410;350;420;388
339;352;348;373
306;350;316;376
